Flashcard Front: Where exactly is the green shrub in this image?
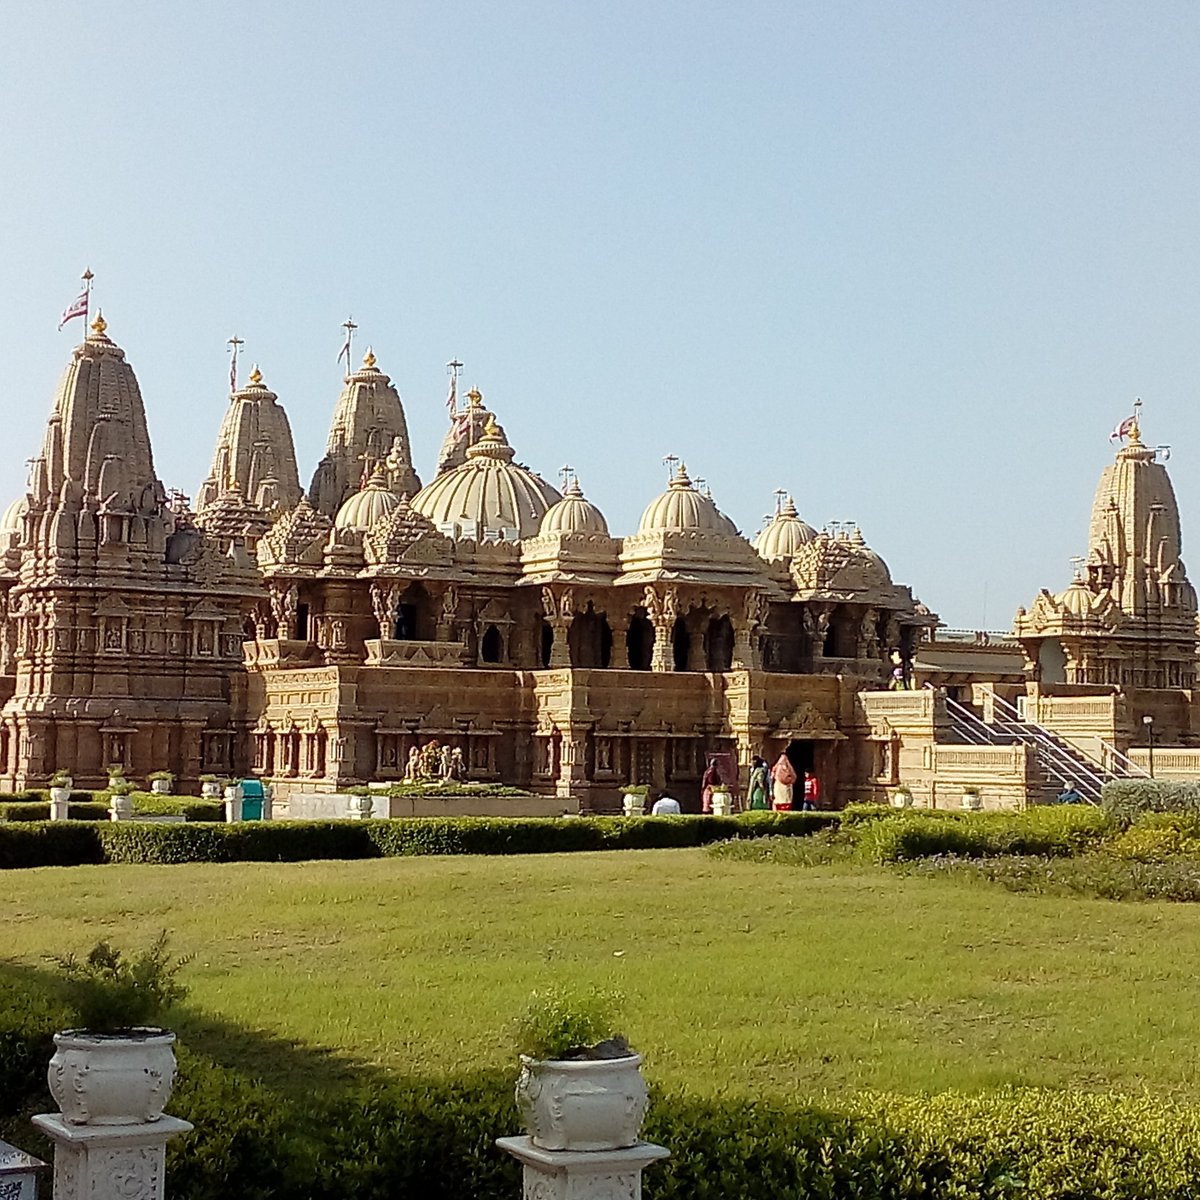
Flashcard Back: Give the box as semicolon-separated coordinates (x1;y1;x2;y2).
57;932;190;1033
512;986;626;1059
347;781;539;798
0;801;110;821
1102;779;1200;825
0;812;836;870
848;806;1111;863
0;823;105;868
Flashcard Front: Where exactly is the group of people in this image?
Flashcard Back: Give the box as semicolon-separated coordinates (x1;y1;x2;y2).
746;754;820;811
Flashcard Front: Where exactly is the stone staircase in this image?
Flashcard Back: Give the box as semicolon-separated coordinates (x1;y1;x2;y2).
943;696;1110;804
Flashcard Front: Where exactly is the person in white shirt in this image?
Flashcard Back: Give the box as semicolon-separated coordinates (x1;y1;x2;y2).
650;794;682;816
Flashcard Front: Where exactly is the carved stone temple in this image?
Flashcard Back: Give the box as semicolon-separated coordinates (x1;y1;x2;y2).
4;318;1197;810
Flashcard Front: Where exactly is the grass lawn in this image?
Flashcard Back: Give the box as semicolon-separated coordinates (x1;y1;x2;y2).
5;847;1200;1100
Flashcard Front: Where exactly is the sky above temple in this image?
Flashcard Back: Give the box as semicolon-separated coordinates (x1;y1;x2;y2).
2;2;1199;629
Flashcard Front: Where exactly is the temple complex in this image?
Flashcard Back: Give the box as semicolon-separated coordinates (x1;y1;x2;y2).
3;316;1198;812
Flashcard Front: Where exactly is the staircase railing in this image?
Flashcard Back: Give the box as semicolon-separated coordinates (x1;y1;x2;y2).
947;695;1105;804
1098;739;1151;779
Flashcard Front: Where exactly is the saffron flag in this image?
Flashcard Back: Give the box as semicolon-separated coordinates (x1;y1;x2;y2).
446;372;458;414
58;290;88;330
1109;415;1136;443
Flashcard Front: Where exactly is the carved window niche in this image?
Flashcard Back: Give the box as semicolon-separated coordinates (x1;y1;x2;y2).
595;736;615;776
201;731;234;774
253;729;275;774
100;617;126;654
534;734;559;779
101;730;131;771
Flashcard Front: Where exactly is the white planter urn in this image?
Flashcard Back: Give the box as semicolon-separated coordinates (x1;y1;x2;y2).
49;787;72;820
48;1030;177;1126
348;794;374;820
200;780;222;799
891;790;914;809
711;792;732;816
150;779;172;795
961;791;983;811
515;1054;649;1152
621;792;644;817
108;795;133;822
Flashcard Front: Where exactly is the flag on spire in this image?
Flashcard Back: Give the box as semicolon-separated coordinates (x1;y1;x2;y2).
58;288;89;331
1109;415;1137;443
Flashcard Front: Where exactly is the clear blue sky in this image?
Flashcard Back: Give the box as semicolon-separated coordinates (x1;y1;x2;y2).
2;1;1199;628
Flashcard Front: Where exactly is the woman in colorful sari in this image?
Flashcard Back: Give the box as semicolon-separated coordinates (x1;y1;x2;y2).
747;756;770;810
771;753;797;810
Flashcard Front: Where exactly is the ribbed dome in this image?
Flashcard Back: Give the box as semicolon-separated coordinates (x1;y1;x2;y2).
1057;577;1095;617
754;496;816;560
333;468;402;531
848;526;892;586
537;479;609;536
1;495;27;536
637;464;737;535
410;416;560;541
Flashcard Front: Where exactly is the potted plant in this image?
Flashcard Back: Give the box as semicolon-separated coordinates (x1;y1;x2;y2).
106;775;135;820
710;783;732;817
512;987;648;1152
49;932;189;1126
961;785;983;811
198;774;224;800
48;770;73;820
891;785;914;808
147;770;174;796
621;784;650;817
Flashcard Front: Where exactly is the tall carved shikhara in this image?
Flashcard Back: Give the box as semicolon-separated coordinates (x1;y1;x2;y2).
0;324;931;804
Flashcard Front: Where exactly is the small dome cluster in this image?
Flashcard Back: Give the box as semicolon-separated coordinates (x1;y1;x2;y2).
538;479;609;537
754;496;816;561
334;468;402;531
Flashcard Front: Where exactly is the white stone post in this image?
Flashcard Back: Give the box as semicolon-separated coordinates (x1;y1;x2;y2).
31;1114;192;1200
108;796;133;822
223;784;243;823
497;1136;668;1200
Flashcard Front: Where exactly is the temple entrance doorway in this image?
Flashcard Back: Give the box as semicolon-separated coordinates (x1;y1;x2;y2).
784;739;814;777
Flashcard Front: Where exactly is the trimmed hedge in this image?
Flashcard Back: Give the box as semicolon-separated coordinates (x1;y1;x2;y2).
6;991;1200;1200
0;812;838;870
1102;779;1200;825
0;801;110;821
846;806;1111;863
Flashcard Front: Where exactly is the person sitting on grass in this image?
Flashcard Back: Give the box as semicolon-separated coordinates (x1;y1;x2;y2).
650;793;682;816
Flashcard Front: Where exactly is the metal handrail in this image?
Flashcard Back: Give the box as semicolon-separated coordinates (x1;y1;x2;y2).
1099;739;1151;779
960;694;1105;803
989;692;1110;775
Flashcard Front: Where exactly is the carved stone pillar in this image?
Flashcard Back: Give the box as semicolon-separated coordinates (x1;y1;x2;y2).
542;586;575;669
556;725;589;799
684;611;707;672
436;585;459;642
497;1136;669;1200
643;586;677;673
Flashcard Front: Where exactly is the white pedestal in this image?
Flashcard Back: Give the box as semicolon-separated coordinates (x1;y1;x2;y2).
31;1114;192;1200
496;1135;669;1200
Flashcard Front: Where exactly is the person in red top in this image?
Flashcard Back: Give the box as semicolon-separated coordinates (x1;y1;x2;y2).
802;771;821;811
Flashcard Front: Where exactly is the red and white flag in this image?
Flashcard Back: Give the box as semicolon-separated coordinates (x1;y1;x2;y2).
446;372;458;415
58;289;88;331
1109;415;1137;443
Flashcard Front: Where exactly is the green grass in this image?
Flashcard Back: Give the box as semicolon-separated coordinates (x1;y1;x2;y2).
6;848;1200;1100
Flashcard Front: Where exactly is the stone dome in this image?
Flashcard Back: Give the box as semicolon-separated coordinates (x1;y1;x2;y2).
848;527;892;587
1057;577;1095;617
637;464;738;535
537;479;609;537
0;495;27;536
754;496;816;561
410;415;560;541
333;468;402;531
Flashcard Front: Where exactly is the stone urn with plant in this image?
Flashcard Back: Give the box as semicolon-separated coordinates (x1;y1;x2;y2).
620;784;649;817
48;770;73;820
49;932;190;1126
147;770;174;796
513;987;649;1152
198;774;223;800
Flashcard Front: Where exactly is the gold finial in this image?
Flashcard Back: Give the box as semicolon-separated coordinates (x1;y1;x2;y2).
249;365;263;385
483;414;500;438
90;311;107;336
363;346;376;368
467;387;483;408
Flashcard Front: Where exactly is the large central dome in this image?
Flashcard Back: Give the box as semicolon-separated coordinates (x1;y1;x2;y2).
410;415;560;541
